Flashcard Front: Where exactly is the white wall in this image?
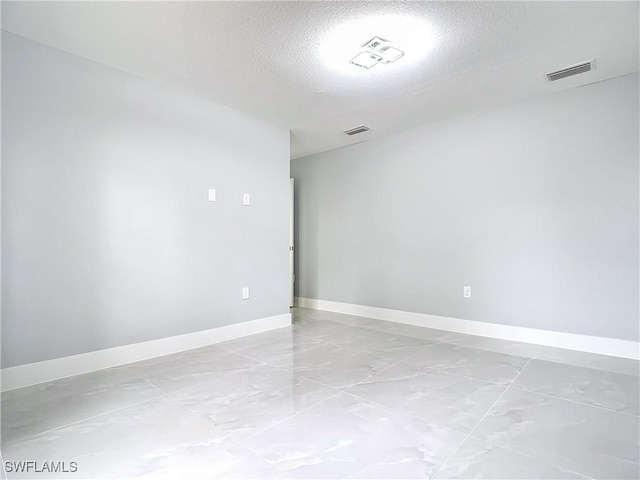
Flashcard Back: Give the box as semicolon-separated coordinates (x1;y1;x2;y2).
292;73;639;342
2;32;290;367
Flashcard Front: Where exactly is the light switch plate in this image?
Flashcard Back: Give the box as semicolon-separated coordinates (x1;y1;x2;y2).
208;189;216;202
242;287;250;300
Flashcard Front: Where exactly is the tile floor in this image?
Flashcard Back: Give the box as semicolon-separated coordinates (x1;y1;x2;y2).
1;308;638;479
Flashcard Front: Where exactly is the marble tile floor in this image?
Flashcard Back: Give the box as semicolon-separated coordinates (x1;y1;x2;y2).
1;308;638;479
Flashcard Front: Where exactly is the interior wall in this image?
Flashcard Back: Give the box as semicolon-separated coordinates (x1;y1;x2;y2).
292;73;639;342
1;32;290;367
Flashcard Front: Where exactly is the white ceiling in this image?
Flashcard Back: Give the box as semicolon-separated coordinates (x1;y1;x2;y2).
3;1;638;159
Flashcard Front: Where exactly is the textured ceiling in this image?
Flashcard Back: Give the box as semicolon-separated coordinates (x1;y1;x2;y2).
2;1;639;159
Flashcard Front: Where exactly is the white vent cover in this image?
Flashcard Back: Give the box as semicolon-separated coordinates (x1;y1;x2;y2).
546;59;595;82
344;125;370;136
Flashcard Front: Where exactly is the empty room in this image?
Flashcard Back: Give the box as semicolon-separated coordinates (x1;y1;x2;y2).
1;1;638;479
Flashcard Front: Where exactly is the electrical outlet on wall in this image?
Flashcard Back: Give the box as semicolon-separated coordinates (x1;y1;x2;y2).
242;287;250;300
463;286;472;299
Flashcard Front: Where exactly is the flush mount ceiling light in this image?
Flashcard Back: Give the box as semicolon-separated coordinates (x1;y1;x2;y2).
350;36;404;69
318;14;436;75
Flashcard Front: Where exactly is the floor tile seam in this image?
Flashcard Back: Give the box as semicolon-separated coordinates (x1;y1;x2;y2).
146;363;251;397
426;427;474;479
298;310;640;371
367;320;451;332
156;361;343;448
371;330;628;370
288;330;350;349
1;392;167;449
339;388;470;437
281;333;382;356
434;358;635;478
324;343;533;386
466;357;534;438
295;318;375;330
128;362;215;383
126;345;247;372
160;390;242;446
307;317;640;378
345;347;432;383
324;341;436;371
230;390;345;478
226;342;333;370
294;319;384;336
283;373;345;394
507;353;640;417
374;355;423;377
295;337;344;351
505;383;640;418
195;345;270;361
123;363;160;384
139;376;178;398
291;332;336;344
436;336;543;353
131;363;262;394
300;311;639;361
316;319;382;330
215;331;328;355
463;432;598;480
147;382;255;456
385;325;559;358
421;365;522;389
230;388;343;443
428;339;537;363
148;390;296;480
528;355;640;378
393;338;639;378
374;336;446;348
2;364;165;396
315;342;394;356
290;332;367;350
397;360;521;388
215;342;251;355
345;364;511;401
332;330;436;347
305;338;341;352
320;344;440;392
197;347;270;367
337;323;396;332
159;359;343;402
430;357;534;479
319;313;592;364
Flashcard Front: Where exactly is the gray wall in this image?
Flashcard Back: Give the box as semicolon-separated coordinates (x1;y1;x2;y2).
2;32;290;367
292;73;639;342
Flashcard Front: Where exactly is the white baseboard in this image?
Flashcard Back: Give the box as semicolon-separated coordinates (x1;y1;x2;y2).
295;297;639;360
1;313;291;392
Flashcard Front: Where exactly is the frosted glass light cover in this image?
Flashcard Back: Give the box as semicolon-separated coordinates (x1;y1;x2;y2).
377;46;404;64
350;51;380;69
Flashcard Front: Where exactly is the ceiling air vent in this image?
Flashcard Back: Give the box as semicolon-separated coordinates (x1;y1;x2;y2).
546;59;595;82
344;125;370;136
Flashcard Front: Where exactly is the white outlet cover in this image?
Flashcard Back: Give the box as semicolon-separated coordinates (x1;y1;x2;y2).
463;286;472;298
208;188;216;202
242;287;250;299
243;193;251;206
